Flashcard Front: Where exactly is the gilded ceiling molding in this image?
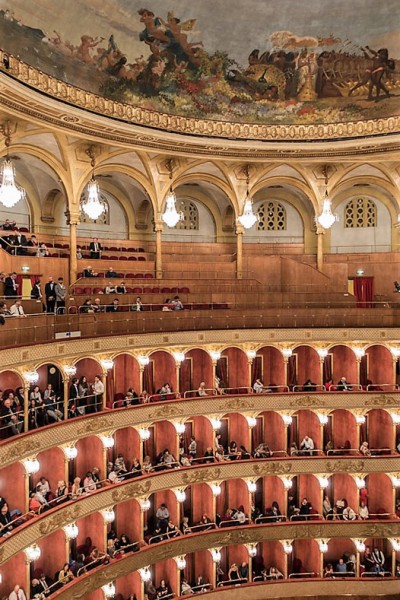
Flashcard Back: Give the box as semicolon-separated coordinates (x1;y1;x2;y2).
1;59;400;159
1;328;400;370
0;457;398;563
46;522;400;599
0;394;398;468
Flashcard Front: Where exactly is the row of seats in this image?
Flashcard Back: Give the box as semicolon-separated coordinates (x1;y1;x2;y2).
74;287;190;294
77;272;154;279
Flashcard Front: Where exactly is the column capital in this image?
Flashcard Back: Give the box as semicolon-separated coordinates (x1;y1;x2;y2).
153;220;164;233
65;209;81;226
235;223;244;235
315;223;326;235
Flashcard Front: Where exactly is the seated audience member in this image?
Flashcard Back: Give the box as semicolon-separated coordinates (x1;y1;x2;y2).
336;558;347;573
83;472;96;493
36;243;49;257
27;234;39;250
337;376;352;391
300;435;314;455
54;480;69;504
133;296;143;311
105;267;118;278
323;494;332;518
323;563;334;577
302;378;317;392
215;445;228;462
92;297;104;312
13;232;27;255
371;547;386;575
360;441;371;456
83;266;97;277
228;440;239;459
238;562;249;580
359;500;369;520
253;378;266;393
394;281;400;292
76;246;83;259
197;382;208;396
268;566;283;579
324;378;336;391
342;505;357;520
116;281;127;294
156;580;170;599
8;585;27;600
80;299;94;313
203;446;214;463
142;455;153;473
105;282;116;294
171;295;184;310
181;579;193;595
106;298;120;312
254;443;272;458
166;520;180;538
240;444;251;459
9;300;26;318
162;298;173;311
156;503;170;529
71;477;82;499
58;563;75;585
0;503;14;536
0;301;12;316
1;399;23;435
2;219;17;230
181;516;192;534
228;563;240;580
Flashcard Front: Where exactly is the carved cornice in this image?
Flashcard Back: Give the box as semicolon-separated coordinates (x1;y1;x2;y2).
49;522;400;599
1;394;399;469
1;459;399;564
1;52;400;159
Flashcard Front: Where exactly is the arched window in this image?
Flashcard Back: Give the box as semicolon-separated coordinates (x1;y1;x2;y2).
176;200;199;230
79;191;110;225
344;198;377;228
257;201;286;231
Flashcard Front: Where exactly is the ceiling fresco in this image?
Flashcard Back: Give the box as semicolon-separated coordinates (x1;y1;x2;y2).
0;0;399;127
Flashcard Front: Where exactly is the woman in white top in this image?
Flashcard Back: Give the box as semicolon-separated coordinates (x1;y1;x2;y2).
105;282;116;294
30;386;42;403
358;500;369;520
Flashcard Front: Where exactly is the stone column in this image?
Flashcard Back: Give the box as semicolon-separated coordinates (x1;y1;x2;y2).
316;224;325;273
236;224;244;280
154;221;163;280
66;210;80;285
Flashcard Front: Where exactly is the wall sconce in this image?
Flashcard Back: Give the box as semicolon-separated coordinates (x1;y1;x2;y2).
210;483;221;496
209;548;222;563
390;347;400;359
282;477;293;490
317;413;329;425
24;544;41;562
137;427;151;441
174;489;186;503
21;457;40;474
353;347;365;359
354;539;366;553
210;418;222;430
209;350;221;361
63;522;79;540
318;540;329;553
389;539;400;552
23;371;39;384
101;508;115;524
355;477;366;489
245;543;257;558
246;480;257;494
138;355;150;367
174;422;186;434
99;434;115;448
246;416;257;428
317;348;328;358
281;348;293;358
281;414;292;426
102;582;116;598
390;476;400;488
139;497;151;512
246;350;256;360
62;445;78;460
317;476;330;489
355;415;366;425
100;359;114;371
282;541;293;554
173;352;185;364
390;412;400;425
139;567;152;582
174;556;187;570
63;365;77;377
21;265;30;272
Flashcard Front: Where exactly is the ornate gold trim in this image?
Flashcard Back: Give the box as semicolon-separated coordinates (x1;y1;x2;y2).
1;458;398;564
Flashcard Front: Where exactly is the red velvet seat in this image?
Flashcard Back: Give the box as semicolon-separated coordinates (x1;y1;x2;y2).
54;243;63;248
110;255;118;260
161;287;171;293
128;256;137;261
138;256;146;261
143;287;152;293
74;287;84;294
179;287;190;293
69;306;78;314
152;287;160;293
93;287;103;294
126;273;136;279
97;273;105;277
144;273;153;278
101;255;110;260
83;287;92;295
119;256;128;261
133;287;142;293
135;274;144;278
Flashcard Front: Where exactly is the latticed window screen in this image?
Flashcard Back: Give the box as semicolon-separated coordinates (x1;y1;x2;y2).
176;200;199;230
79;192;110;225
344;198;377;228
257;201;286;230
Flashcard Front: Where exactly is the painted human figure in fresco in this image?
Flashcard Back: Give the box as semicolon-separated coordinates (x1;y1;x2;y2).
77;34;104;64
349;46;394;100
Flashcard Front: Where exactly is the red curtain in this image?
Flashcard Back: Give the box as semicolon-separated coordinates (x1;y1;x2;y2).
143;362;154;394
353;277;374;308
323;355;332;384
179;359;192;394
106;368;115;408
216;357;228;387
251;356;262;386
287;355;297;390
360;355;368;388
251;417;263;449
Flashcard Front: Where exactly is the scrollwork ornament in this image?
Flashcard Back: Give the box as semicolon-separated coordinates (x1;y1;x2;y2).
182;468;222;484
364;394;399;407
252;462;293;476
219;398;255;411
325;460;365;473
111;479;152;502
38;504;82;535
148;405;184;419
76;416;115;435
289;395;326;408
0;439;42;464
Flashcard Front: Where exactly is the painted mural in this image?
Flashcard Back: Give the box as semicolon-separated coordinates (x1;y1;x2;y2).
0;0;399;125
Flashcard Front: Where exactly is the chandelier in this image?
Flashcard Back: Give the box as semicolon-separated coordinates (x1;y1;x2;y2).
80;146;107;220
237;165;258;229
162;159;183;228
0;121;26;209
316;166;338;230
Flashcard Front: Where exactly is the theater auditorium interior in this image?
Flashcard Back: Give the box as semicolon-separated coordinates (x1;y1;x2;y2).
0;0;400;599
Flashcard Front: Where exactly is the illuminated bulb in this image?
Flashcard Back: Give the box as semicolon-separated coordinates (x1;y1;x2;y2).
162;189;183;228
210;549;221;563
102;582;116;598
99;435;115;448
174;422;186;435
63;522;79;540
81;177;107;220
390;347;400;359
283;541;293;554
318;476;329;489
209;350;221;361
62;446;78;460
317;349;328;358
174;489;186;503
173;352;185;363
389;539;400;551
390;476;400;487
317;413;329;425
247;480;257;493
64;365;77;377
210;418;221;430
24;371;39;384
246;544;257;558
353;347;365;359
0;158;26;208
22;457;40;474
100;359;114;370
139;567;152;582
355;477;365;489
355;415;366;425
390;413;400;425
139;498;151;512
210;484;221;496
319;541;328;553
138;355;150;367
281;348;293;358
281;414;292;426
174;556;187;570
101;508;115;523
282;477;293;490
246;416;257;428
246;350;256;360
354;540;365;553
24;544;41;562
138;428;151;441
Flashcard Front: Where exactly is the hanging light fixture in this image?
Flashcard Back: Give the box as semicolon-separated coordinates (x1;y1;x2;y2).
316;166;338;230
80;146;107;221
162;159;183;228
0;121;26;209
237;165;258;229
